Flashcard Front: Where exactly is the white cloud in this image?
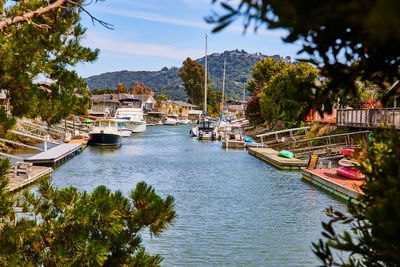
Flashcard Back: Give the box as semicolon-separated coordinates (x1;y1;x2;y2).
86;35;204;60
98;7;209;29
97;7;286;37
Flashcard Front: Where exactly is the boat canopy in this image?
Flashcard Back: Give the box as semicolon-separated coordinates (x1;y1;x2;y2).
199;121;215;129
119;98;142;103
94;120;117;128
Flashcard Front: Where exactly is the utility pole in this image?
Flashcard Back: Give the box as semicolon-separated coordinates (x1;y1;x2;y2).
204;34;208;116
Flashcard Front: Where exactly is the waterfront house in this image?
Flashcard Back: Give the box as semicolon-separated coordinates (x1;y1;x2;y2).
133;94;156;111
171;101;202;119
156;100;175;115
90;94;131;116
223;100;246;118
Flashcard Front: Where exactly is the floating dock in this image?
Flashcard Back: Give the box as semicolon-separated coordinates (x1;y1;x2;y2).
248;147;307;170
301;168;364;203
24;142;85;167
7;166;52;192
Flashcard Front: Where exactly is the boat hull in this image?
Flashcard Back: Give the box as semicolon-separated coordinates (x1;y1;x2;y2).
126;121;146;133
119;128;133;137
222;140;246;148
88;133;122;146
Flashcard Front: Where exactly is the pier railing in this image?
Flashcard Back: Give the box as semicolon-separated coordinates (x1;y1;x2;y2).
257;126;310;145
269;130;370;158
337;108;400;129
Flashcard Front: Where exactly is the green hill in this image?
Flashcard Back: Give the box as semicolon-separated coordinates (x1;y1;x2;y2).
84;50;291;100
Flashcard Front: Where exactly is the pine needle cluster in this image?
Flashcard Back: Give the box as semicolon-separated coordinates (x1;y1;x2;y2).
0;161;176;266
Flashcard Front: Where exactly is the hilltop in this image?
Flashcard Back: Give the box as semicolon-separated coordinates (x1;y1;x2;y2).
84;50;292;100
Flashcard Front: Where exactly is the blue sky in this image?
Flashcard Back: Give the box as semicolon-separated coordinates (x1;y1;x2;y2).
75;0;301;78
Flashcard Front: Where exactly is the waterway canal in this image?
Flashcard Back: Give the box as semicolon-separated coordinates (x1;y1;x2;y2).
50;125;348;266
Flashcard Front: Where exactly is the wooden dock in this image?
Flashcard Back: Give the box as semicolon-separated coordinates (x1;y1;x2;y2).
24;142;85;167
248;147;307;170
7;166;52;192
301;168;364;203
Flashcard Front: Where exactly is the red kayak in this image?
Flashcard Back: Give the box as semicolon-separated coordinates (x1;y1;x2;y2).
336;166;365;180
340;148;362;158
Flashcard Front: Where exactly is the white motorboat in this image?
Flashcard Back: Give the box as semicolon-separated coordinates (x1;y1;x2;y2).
114;119;133;137
180;118;191;125
114;99;147;133
221;125;245;148
88;119;122;146
164;115;179;125
191;120;218;140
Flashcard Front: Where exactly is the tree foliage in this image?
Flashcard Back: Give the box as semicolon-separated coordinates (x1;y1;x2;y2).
244;58;317;125
208;0;400;112
259;63;318;124
155;94;168;102
0;162;176;266
0;108;16;137
245;58;290;124
180;57;207;105
313;129;400;266
0;0;99;126
130;81;153;95
246;57;289;94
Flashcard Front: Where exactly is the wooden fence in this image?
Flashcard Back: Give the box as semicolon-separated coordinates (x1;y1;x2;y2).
337;108;400;129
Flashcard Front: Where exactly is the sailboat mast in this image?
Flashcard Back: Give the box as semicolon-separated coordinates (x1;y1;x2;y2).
204;34;208;116
222;58;226;113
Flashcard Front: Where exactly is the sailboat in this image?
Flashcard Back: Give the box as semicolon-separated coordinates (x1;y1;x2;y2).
190;34;218;140
219;58;228;131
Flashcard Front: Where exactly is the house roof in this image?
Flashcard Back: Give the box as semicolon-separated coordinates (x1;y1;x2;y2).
91;94;132;103
171;101;199;108
133;94;155;103
386;80;400;96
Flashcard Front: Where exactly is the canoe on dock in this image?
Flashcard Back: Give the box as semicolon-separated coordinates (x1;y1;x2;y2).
248;147;307;170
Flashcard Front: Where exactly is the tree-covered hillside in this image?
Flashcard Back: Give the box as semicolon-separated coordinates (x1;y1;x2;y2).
84;50;291;100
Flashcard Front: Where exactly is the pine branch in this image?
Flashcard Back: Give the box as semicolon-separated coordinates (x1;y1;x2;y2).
0;0;69;31
0;0;113;31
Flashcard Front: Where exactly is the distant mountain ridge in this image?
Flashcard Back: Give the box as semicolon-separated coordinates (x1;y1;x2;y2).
84;50;292;100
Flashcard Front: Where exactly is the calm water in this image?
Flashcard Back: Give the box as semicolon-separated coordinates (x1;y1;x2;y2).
50;125;348;266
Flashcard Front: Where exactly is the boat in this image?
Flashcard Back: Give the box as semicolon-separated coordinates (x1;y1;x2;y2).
164;114;180;125
88;119;122;146
221;125;245;148
114;98;147;133
338;159;355;167
336;166;364;180
340;148;362;158
179;118;191;125
195;120;218;140
189;35;218;141
114;119;133;137
278;150;294;159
